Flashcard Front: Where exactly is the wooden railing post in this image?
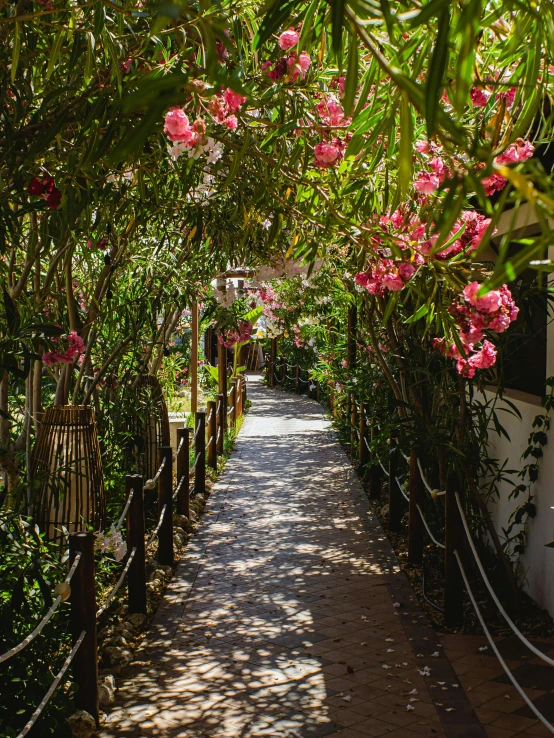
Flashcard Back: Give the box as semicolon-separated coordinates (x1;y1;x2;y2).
280;357;286;384
359;403;369;467
217;340;227;429
207;400;217;470
388;429;403;531
237;376;243;417
216;393;224;455
243;377;247;407
126;474;146;614
408;449;424;565
445;477;465;627
368;421;382;499
69;531;99;726
157;446;173;566
295;365;300;392
316;383;321;403
229;380;237;428
176;427;190;517
270;338;277;387
195;410;206;497
350;396;358;452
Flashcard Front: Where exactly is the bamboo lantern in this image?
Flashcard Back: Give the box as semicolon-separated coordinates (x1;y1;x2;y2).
131;375;170;481
32;406;106;543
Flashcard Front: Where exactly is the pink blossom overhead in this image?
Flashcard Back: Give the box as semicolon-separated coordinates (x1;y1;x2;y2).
223;88;246;112
287;51;311;82
279;27;299;50
414;171;440;194
164;108;194;143
43;330;86;367
218;321;253;349
314;140;344;168
470;87;490;107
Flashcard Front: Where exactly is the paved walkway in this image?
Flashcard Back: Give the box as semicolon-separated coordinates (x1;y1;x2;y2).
101;377;486;738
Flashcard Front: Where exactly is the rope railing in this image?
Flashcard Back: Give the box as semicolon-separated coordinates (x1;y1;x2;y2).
114;488;134;532
190;452;201;471
217;427;222;442
207;435;214;447
455;492;554;667
96;547;137;619
173;474;186;500
147;505;167;547
194;423;202;439
144;457;166;490
16;630;86;738
417;503;445;549
395;476;409;502
173;435;186;460
0;552;82;665
455;550;554;734
417;458;446;498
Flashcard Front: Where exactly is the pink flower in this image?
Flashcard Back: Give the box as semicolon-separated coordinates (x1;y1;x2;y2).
496;87;517;107
398;263;416;281
279;27;299;50
463;282;502;313
416;140;430;154
314;141;343;168
429;157;447;181
381;273;404;291
414;171;440;194
456;359;476;378
262;58;288;82
287;51;311;82
223;115;238;130
469;340;497;370
482;172;507;196
316;97;346;126
164;108;194;144
341;358;347;369
470;87;490;107
224;88;246;112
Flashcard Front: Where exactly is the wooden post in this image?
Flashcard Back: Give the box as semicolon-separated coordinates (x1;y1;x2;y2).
280;357;286;384
176;427;190;518
388;429;403;531
270;338;277;387
69;531;99;726
350;396;358;451
243;378;247;408
445;477;465;627
295;365;300;392
126;475;146;614
408;449;424;565
217;340;227;429
316;383;321;403
205;325;213;365
347;306;357;369
359;403;369;467
157;446;173;566
207;400;217;469
368;422;382;499
216;392;224;455
194;410;206;497
237;375;243;417
229;379;237;427
191;300;199;414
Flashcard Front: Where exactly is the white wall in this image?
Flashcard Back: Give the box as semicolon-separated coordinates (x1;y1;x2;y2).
483;388;554;616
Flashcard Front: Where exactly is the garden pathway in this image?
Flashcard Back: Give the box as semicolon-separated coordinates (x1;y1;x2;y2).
100;376;486;738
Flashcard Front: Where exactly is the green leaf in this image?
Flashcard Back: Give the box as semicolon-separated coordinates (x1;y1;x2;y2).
331;0;346;65
343;29;359;116
46;29;66;81
484;240;545;291
425;7;450;138
297;0;319;51
253;0;301;51
398;91;413;198
404;303;429;324
11;22;21;84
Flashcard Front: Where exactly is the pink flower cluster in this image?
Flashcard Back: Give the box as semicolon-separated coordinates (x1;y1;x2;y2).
433;282;519;378
262;51;311;83
209;87;246;130
314;139;345;168
481;138;534;195
28;174;62;210
354;260;416;295
218;320;253;348
43;331;86;367
293;326;305;348
164;109;205;144
414;155;450;195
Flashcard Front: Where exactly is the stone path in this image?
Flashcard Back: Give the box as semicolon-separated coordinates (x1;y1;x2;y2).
100;377;488;738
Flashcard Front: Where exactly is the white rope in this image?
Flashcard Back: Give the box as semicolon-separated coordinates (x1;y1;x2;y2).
0;553;82;664
114;489;134;532
207;435;215;446
194;423;203;439
455;551;554;733
16;630;86;738
395;476;409;502
144;456;167;489
377;456;389;476
191;452;201;471
173;474;186;500
417;458;446;497
147;505;167;547
355;429;360;440
216;401;221;413
400;450;410;463
96;547;137;619
217;427;222;442
207;409;214;422
364;437;371;452
173;436;186;460
416;503;445;549
455;492;554;667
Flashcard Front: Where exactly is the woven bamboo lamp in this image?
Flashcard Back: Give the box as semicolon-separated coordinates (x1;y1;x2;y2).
131;375;170;480
32;406;106;543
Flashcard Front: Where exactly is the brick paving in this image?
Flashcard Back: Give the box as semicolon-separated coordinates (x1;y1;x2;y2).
100;377;537;738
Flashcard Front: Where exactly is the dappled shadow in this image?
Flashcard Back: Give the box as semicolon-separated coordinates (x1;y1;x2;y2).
100;381;451;738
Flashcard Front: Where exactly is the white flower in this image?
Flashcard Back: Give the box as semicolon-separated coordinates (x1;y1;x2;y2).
406;704;414;711
261;218;272;230
168;142;188;161
207;139;224;164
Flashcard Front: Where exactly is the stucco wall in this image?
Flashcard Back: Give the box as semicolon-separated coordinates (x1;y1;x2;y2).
483;388;554;617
